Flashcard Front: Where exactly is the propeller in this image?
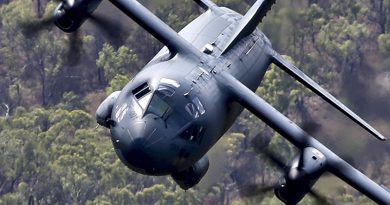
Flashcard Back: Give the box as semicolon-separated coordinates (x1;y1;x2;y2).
21;1;84;65
67;29;83;66
237;183;279;198
261;147;288;171
20;0;63;35
236;146;332;205
231;147;283;197
21;16;84;66
20;16;57;36
20;0;123;66
88;13;129;46
309;189;332;205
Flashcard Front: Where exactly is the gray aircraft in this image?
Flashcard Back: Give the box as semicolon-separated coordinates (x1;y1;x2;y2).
29;0;390;204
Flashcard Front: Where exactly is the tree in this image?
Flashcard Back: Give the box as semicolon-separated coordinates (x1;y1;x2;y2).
96;43;138;82
1;0;70;106
0;1;389;204
378;33;390;55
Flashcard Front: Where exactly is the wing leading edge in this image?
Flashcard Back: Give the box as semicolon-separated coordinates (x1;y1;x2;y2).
216;72;390;205
109;0;202;58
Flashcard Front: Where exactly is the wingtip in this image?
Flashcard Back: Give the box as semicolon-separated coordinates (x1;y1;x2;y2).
371;129;387;141
368;128;386;141
374;132;386;141
271;52;388;143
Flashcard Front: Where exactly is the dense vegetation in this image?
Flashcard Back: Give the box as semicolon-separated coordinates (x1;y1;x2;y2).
1;0;390;204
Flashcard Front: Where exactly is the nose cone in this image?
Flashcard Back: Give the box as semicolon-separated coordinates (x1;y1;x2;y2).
110;116;174;176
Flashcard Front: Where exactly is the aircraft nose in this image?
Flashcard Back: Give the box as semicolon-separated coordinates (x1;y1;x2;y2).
110;117;173;175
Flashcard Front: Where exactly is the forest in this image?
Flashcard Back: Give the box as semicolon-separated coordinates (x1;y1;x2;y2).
0;0;390;204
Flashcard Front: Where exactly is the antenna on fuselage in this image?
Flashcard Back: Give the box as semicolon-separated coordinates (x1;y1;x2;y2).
108;0;202;58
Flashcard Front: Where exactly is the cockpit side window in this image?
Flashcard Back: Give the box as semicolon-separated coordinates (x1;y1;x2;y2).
185;103;199;119
185;97;205;119
132;82;151;99
132;82;153;110
179;124;204;144
192;97;205;115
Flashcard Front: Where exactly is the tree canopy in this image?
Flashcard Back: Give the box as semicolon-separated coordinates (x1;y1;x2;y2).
0;0;389;204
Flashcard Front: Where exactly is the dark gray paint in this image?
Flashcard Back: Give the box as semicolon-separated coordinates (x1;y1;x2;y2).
219;72;390;204
53;0;390;204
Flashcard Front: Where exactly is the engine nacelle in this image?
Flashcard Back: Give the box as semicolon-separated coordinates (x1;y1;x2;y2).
275;147;326;204
171;155;209;190
96;91;121;128
54;0;103;32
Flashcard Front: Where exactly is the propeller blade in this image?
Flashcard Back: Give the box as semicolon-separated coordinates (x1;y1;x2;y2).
20;0;89;66
232;148;285;198
21;0;66;35
309;190;332;205
238;183;279;197
21;16;57;36
300;121;322;135
66;29;83;66
262;148;287;171
88;13;126;46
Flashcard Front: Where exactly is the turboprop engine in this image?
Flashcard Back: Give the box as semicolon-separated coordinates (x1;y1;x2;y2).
54;0;103;32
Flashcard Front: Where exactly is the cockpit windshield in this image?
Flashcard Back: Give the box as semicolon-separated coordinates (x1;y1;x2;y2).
147;94;171;118
132;78;180;118
157;84;175;97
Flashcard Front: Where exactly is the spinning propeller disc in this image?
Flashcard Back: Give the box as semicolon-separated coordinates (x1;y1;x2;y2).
21;0;120;66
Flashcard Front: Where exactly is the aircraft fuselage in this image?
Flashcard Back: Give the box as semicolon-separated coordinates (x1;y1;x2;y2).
108;8;272;175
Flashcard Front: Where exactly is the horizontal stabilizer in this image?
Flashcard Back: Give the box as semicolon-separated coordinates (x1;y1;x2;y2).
270;51;386;141
221;0;275;54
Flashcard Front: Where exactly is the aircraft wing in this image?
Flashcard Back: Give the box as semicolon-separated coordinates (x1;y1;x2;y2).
216;72;390;205
269;50;386;141
109;0;202;57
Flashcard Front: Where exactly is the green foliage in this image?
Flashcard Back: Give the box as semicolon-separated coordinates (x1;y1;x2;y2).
257;56;309;111
0;0;83;106
316;18;369;60
96;43;138;82
378;34;390;55
57;92;87;111
155;0;200;31
214;0;249;14
105;74;130;94
0;0;389;204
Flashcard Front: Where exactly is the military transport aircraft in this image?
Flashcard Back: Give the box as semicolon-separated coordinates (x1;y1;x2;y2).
28;0;390;204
